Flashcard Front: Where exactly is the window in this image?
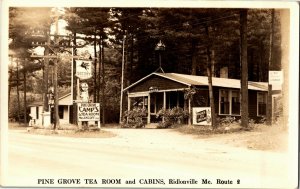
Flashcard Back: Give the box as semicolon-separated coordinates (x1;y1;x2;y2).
257;92;267;116
131;97;148;109
231;91;240;115
36;107;39;119
219;89;240;115
220;90;230;114
59;106;64;119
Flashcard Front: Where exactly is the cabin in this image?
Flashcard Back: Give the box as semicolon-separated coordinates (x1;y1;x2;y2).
28;92;73;126
124;72;269;125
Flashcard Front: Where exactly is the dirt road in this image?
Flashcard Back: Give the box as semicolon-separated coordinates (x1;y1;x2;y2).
3;128;293;188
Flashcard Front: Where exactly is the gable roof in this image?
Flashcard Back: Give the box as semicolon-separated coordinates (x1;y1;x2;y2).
124;72;268;92
28;92;72;107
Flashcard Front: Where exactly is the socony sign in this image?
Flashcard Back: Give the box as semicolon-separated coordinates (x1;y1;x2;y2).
75;60;93;80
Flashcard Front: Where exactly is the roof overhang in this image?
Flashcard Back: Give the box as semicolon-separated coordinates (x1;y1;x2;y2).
124;72;269;93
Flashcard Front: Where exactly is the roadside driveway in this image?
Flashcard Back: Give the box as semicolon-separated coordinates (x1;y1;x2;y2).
4;128;292;188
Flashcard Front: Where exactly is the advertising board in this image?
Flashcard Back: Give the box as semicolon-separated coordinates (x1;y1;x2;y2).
192;107;211;126
77;103;100;121
75;60;93;80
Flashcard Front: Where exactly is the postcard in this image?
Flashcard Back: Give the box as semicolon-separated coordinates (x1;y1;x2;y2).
0;0;298;188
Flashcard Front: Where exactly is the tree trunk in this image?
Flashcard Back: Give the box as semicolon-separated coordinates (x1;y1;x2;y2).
53;57;59;129
211;50;215;77
72;32;78;125
205;25;217;128
16;59;20;124
23;66;27;125
53;15;59;129
191;41;197;75
259;40;263;82
8;69;12;106
125;37;129;87
98;36;102;103
240;9;249;128
101;38;106;125
266;9;275;125
93;33;97;103
130;34;134;83
44;32;50;113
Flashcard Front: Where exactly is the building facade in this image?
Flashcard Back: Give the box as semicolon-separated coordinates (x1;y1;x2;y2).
124;72;269;125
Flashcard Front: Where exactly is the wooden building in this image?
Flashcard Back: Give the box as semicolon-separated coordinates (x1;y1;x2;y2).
28;93;73;126
124;72;268;125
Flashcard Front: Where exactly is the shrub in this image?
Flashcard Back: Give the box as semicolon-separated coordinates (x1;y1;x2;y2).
258;116;266;124
122;107;147;128
156;107;189;128
9;95;25;122
217;116;237;126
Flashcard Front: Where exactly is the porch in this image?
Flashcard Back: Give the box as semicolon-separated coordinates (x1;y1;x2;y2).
128;90;187;124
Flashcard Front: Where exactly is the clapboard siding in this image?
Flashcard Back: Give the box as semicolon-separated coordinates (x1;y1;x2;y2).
129;75;189;93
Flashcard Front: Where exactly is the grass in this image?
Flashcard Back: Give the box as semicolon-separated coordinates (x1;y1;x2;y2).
8;122;28;129
175;123;243;135
8;122;117;138
29;129;117;138
8;121;288;151
175;123;288;152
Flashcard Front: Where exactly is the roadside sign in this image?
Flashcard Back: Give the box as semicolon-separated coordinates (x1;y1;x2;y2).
77;103;100;121
75;60;93;80
192;107;211;126
269;71;283;85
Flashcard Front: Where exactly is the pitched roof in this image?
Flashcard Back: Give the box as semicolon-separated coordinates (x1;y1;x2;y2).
124;72;268;92
28;92;72;107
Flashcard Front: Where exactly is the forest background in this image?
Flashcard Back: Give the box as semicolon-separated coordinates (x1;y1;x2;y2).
8;7;282;125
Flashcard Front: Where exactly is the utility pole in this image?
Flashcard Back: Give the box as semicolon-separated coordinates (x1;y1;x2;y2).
29;8;89;129
119;35;126;123
266;9;275;126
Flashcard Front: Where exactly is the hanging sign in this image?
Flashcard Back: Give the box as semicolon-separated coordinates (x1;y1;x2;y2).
269;70;283;85
75;60;93;80
192;107;211;126
77;103;100;121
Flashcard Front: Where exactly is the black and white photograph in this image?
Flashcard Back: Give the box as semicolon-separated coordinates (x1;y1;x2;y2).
0;0;299;188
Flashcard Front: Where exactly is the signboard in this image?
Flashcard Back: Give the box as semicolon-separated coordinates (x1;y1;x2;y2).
269;71;283;85
80;82;89;102
192;107;211;126
77;103;100;121
75;60;93;80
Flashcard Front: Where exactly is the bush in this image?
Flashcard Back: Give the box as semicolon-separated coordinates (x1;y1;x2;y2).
9;95;25;122
217;116;237;126
122;107;147;128
156;107;189;128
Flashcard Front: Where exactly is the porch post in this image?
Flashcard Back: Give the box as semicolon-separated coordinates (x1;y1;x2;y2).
177;92;179;107
147;94;150;124
188;98;191;125
163;91;166;122
67;105;70;124
128;97;131;112
127;97;131;124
